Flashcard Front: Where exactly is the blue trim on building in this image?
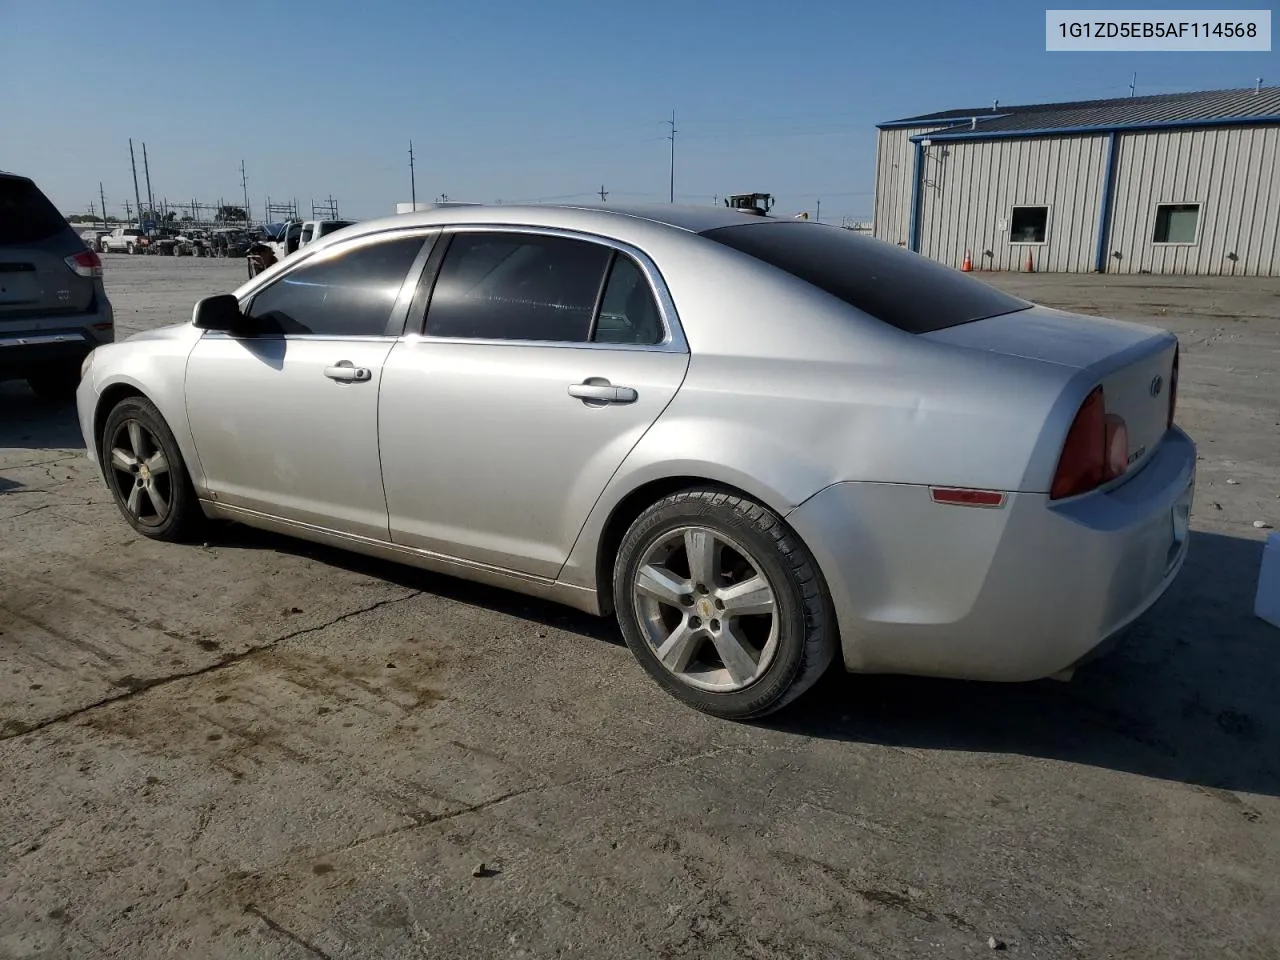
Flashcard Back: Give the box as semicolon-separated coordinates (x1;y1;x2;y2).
1094;132;1121;273
908;113;1280;143
908;140;924;253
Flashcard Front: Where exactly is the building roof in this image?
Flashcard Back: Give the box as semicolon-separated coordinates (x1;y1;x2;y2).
879;86;1280;139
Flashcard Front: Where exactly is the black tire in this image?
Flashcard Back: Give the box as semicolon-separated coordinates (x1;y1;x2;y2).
26;364;81;402
612;488;836;720
100;396;205;543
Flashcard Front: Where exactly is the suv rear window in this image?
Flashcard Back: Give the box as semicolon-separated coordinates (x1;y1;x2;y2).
0;176;70;246
700;221;1031;334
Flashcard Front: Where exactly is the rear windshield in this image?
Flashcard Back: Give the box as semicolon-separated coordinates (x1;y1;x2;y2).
0;176;70;246
700;221;1031;334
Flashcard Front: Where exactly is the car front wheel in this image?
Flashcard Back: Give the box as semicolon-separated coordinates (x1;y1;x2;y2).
100;396;204;542
613;488;836;720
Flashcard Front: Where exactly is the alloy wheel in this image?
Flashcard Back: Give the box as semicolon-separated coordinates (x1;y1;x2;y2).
107;419;173;527
631;525;780;692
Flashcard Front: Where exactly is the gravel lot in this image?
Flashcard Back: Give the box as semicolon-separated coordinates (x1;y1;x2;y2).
2;254;1278;959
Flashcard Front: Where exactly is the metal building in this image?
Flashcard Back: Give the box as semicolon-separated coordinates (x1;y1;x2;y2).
874;86;1280;276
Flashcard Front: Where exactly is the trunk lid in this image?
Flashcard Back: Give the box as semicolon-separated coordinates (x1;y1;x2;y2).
925;305;1178;479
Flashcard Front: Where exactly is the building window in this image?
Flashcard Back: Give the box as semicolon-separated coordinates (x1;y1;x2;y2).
1009;206;1049;244
1152;203;1201;244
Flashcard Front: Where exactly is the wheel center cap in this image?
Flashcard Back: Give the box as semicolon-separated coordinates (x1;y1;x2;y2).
139;464;150;480
697;598;714;619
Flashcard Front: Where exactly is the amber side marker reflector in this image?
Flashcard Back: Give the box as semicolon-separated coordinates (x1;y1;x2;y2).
929;487;1006;508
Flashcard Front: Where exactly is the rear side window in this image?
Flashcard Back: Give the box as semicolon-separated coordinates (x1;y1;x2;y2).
425;232;612;342
0;177;69;246
245;234;425;336
593;254;664;345
700;221;1031;334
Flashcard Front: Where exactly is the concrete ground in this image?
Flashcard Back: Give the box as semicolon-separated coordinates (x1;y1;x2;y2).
2;255;1278;959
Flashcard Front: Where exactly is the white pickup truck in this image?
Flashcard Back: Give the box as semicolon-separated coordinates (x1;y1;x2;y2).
101;226;145;254
299;219;356;249
247;219;359;277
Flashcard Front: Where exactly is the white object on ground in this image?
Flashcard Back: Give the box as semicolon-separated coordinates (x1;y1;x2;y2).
1257;533;1280;630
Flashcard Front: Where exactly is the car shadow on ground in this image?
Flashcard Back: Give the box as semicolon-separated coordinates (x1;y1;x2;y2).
210;522;626;647
218;521;1276;797
0;383;84;451
771;530;1279;799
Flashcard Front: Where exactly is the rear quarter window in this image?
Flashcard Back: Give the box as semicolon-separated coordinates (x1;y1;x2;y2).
699;221;1031;334
0;177;70;246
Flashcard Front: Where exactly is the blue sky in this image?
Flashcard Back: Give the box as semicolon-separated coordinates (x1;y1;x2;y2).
2;0;1272;223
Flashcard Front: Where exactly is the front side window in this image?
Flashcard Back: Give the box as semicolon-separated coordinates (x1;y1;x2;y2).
1152;203;1201;244
1009;206;1049;244
425;232;613;342
245;234;424;336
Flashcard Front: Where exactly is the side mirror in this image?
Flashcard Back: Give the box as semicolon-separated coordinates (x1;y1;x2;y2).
192;293;244;332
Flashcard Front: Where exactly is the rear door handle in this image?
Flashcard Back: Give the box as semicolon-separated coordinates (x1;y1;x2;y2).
568;381;638;404
324;361;372;382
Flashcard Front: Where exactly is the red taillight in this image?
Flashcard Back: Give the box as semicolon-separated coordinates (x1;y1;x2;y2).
65;249;103;278
1051;386;1131;500
1168;344;1179;429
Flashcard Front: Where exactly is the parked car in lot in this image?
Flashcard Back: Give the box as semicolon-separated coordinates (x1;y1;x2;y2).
1;171;114;400
79;228;111;252
101;226;145;254
75;203;1193;718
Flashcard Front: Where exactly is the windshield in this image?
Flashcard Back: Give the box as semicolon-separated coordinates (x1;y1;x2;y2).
700;221;1032;334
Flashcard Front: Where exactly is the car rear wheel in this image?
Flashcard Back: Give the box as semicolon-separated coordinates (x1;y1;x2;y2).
613;488;836;720
100;396;204;542
26;364;81;402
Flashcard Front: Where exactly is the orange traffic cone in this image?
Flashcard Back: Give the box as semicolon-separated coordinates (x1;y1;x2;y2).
961;250;973;272
1023;250;1035;272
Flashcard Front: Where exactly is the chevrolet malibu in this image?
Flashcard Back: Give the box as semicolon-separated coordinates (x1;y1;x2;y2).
76;203;1194;719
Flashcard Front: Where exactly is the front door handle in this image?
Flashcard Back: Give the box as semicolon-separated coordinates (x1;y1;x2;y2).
324;361;372;383
568;381;638;404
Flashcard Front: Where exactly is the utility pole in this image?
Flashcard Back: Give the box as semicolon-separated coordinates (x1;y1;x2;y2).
666;109;677;203
142;142;155;223
240;159;250;220
124;199;133;221
713;194;718;206
409;141;416;207
598;184;608;202
128;139;143;228
99;182;108;229
816;199;821;222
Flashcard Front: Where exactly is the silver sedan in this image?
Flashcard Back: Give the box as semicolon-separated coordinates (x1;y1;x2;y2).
75;203;1195;718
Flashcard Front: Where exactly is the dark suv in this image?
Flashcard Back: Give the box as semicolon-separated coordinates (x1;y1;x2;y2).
1;171;114;400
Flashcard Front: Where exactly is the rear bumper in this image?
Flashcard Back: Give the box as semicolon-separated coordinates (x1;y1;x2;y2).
0;303;115;379
787;427;1196;682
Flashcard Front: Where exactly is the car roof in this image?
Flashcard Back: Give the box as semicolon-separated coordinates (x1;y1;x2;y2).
335;202;768;242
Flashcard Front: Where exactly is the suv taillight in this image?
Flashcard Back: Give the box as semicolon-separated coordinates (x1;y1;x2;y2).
1050;386;1129;500
1168;343;1179;429
65;249;103;278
